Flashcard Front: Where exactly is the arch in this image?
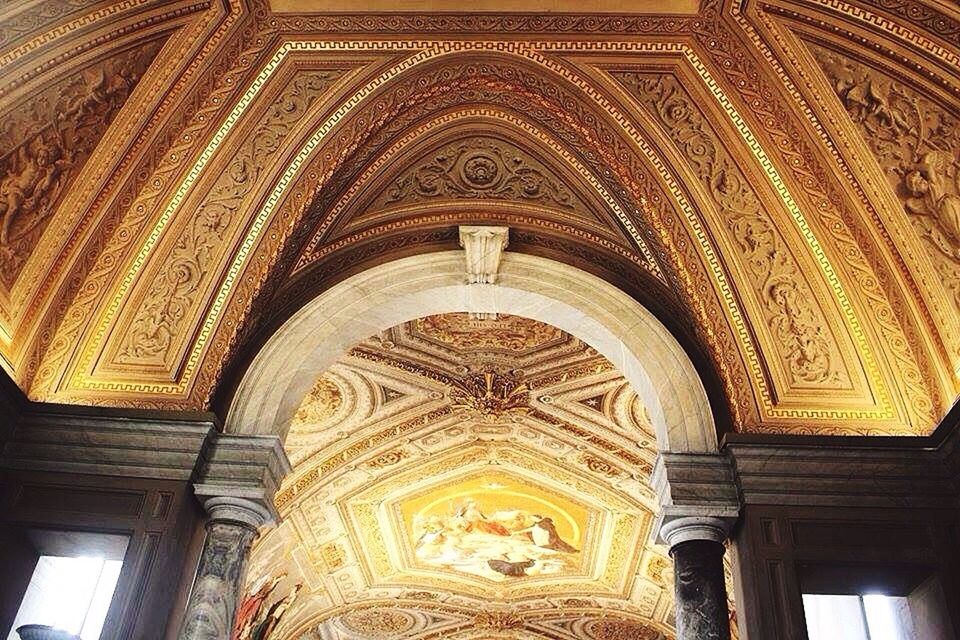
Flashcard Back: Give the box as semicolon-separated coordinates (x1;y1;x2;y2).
227;250;716;454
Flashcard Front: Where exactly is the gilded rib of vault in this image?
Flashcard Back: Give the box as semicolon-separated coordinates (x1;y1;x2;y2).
0;0;958;436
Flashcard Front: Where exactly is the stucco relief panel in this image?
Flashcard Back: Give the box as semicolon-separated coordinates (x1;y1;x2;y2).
14;27;943;437
104;68;349;373
614;71;872;406
687;15;940;429
0;39;166;291
808;44;960;331
22;1;255;397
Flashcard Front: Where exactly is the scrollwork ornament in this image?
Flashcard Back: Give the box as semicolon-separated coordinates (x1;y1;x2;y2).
339;608;418;636
383;137;575;208
116;69;347;365
617;73;842;387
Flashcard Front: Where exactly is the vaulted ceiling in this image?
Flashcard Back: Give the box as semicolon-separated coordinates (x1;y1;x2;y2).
245;313;701;639
0;0;958;437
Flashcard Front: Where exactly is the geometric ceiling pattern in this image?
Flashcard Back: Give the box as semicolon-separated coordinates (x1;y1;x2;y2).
0;0;958;439
245;314;694;639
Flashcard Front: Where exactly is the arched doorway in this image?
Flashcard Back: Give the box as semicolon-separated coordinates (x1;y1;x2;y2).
219;238;740;639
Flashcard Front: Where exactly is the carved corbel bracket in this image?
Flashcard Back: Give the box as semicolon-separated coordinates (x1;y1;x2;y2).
459;225;509;285
652;452;740;547
193;434;292;524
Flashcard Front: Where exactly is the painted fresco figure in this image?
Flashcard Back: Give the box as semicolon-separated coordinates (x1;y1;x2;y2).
232;574;284;640
251;583;302;640
523;516;578;553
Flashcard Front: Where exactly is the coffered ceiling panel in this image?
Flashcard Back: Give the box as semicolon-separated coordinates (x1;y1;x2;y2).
243;314;683;639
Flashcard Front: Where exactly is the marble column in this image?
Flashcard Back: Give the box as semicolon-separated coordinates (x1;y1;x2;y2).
662;516;732;640
178;497;272;640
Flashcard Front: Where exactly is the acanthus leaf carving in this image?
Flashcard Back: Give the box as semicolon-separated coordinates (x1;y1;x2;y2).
616;73;843;387
810;44;960;313
116;69;348;366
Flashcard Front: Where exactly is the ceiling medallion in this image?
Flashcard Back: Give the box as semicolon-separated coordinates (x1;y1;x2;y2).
449;370;531;421
461;152;500;188
340;608;417;636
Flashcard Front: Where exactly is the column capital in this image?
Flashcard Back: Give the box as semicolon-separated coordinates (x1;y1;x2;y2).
659;515;734;548
193;432;291;523
196;494;273;531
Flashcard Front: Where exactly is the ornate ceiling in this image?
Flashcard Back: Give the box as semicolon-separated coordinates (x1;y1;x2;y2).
0;0;958;437
244;313;698;639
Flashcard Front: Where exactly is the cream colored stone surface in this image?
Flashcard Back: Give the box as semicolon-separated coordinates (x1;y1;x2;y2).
227;251;715;454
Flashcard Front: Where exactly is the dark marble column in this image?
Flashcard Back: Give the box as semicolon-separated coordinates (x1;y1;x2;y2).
178;497;271;640
662;516;732;640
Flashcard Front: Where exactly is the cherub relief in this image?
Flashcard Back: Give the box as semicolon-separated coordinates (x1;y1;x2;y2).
811;44;960;304
904;151;960;259
0;42;161;283
0;132;73;245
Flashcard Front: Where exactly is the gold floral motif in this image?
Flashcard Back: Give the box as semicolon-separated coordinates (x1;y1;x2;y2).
584;618;664;640
340;608;417;635
414;313;564;353
449;370;531;420
380;137;576;209
115;69;347;366
366;449;409;469
320;541;346;571
473;611;524;630
580;455;623;478
617;73;843;387
647;555;672;583
292;376;343;428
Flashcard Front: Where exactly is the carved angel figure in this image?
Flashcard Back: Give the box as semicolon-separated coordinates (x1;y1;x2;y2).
903;151;960;259
0;134;72;245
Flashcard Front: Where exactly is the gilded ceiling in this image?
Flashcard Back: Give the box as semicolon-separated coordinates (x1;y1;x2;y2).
0;0;958;438
244;313;705;639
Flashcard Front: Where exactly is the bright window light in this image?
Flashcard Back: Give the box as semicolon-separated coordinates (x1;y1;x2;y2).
863;594;909;640
8;556;123;640
803;594;869;640
804;593;912;640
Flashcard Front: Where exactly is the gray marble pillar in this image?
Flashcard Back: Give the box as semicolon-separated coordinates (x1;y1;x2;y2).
662;516;732;640
178;497;271;640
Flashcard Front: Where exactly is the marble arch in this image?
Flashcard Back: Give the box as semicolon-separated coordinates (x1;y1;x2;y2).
227;249;716;454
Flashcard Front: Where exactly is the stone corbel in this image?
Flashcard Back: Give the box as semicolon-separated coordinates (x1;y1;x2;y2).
192;433;292;522
459;225;509;285
651;452;740;546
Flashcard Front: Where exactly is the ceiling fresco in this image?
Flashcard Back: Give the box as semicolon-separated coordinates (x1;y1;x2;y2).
0;0;957;439
241;313;717;639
